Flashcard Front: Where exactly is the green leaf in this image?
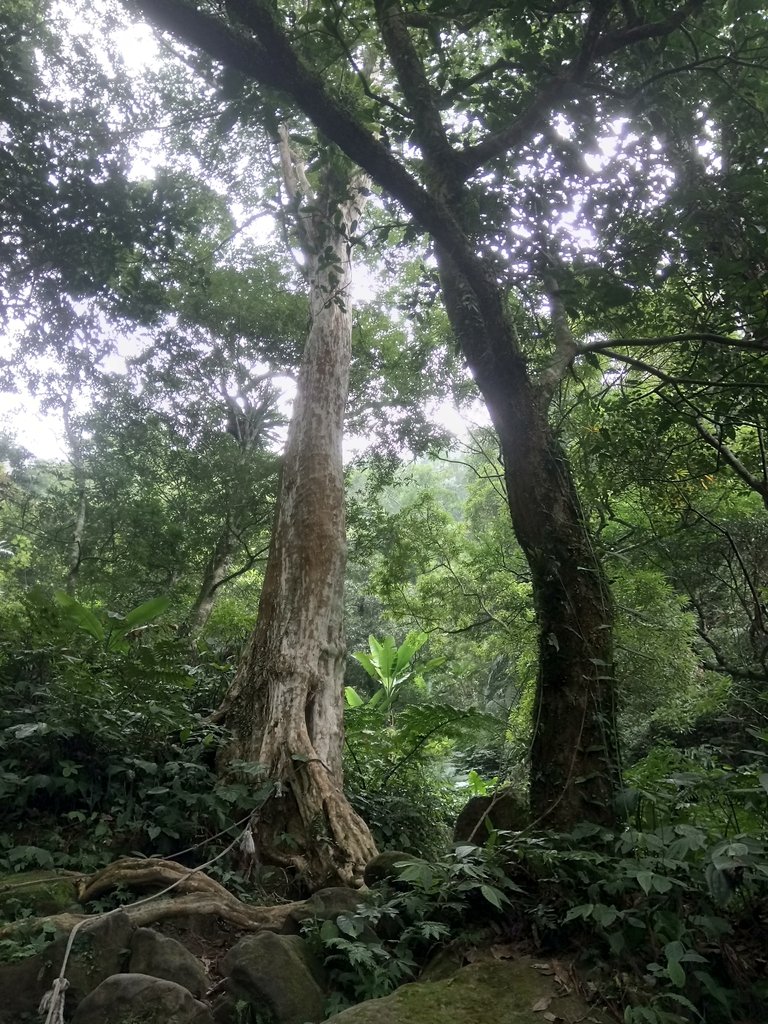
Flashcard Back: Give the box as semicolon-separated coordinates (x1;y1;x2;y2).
54;590;105;642
319;919;339;941
666;958;686;988
352;651;378;679
479;884;508;910
592;903;620;928
564;903;594;922
120;595;170;630
393;631;428;674
344;686;364;708
635;871;653;894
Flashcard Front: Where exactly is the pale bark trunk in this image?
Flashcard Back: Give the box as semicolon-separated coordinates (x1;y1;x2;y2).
218;154;376;889
179;526;236;637
63;391;86;596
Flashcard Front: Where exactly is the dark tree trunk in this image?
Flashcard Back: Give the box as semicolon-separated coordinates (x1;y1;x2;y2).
128;0;637;830
439;257;619;828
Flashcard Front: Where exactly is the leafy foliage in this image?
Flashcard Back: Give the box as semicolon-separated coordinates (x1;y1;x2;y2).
304;844;515;1014
344;634;492;855
499;752;768;1024
0;592;253;871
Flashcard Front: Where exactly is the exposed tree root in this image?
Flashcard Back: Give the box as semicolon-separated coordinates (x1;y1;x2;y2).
77;857;238;904
0;858;307;942
125;892;300;931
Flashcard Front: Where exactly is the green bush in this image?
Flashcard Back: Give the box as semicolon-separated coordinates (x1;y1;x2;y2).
499;748;768;1024
0;591;254;871
303;844;516;1015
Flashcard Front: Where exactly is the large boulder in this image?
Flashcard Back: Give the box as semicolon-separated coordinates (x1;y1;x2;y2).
221;931;326;1024
71;973;213;1024
0;909;135;1021
324;958;610;1024
41;909;136;1007
363;852;411;889
453;790;528;844
0;953;49;1024
129;927;209;998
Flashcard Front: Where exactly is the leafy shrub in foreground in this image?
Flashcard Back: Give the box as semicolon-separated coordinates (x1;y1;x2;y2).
0;592;251;871
505;802;768;1019
303;844;516;1015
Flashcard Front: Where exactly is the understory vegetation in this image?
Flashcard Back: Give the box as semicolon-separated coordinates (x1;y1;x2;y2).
1;576;766;1021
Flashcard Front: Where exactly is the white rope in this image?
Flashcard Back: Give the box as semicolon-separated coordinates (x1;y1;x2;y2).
39;823;249;1024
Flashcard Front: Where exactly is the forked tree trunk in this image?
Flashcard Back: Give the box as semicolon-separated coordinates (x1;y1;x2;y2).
218;145;376;889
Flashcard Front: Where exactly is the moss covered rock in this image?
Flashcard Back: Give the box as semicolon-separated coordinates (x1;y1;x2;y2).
129;928;209;999
71;973;213;1024
221;932;325;1024
0;871;80;919
324;959;610;1024
453;790;529;844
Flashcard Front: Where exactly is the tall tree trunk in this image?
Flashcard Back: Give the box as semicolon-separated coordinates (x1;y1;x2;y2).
128;0;630;830
178;525;236;637
439;257;619;828
218;143;376;889
63;389;86;596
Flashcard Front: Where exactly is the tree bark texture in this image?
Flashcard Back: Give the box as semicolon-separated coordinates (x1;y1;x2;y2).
219;152;376;888
438;257;619;828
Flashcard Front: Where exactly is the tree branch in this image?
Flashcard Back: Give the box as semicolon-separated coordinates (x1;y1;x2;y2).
458;0;705;172
132;0;494;305
458;76;574;172
594;0;705;57
210;543;270;593
579;332;768;355
693;420;768;507
373;0;460;185
537;269;579;401
596;348;766;390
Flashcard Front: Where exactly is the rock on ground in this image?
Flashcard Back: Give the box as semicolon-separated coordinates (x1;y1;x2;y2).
129;927;209;998
222;931;326;1024
0;909;135;1021
324;958;611;1024
363;851;411;888
453;790;529;843
71;973;213;1024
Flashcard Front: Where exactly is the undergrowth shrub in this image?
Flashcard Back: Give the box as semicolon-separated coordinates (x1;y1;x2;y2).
344;703;477;856
500;740;768;1024
343;633;498;857
0;592;253;872
303;844;515;1015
